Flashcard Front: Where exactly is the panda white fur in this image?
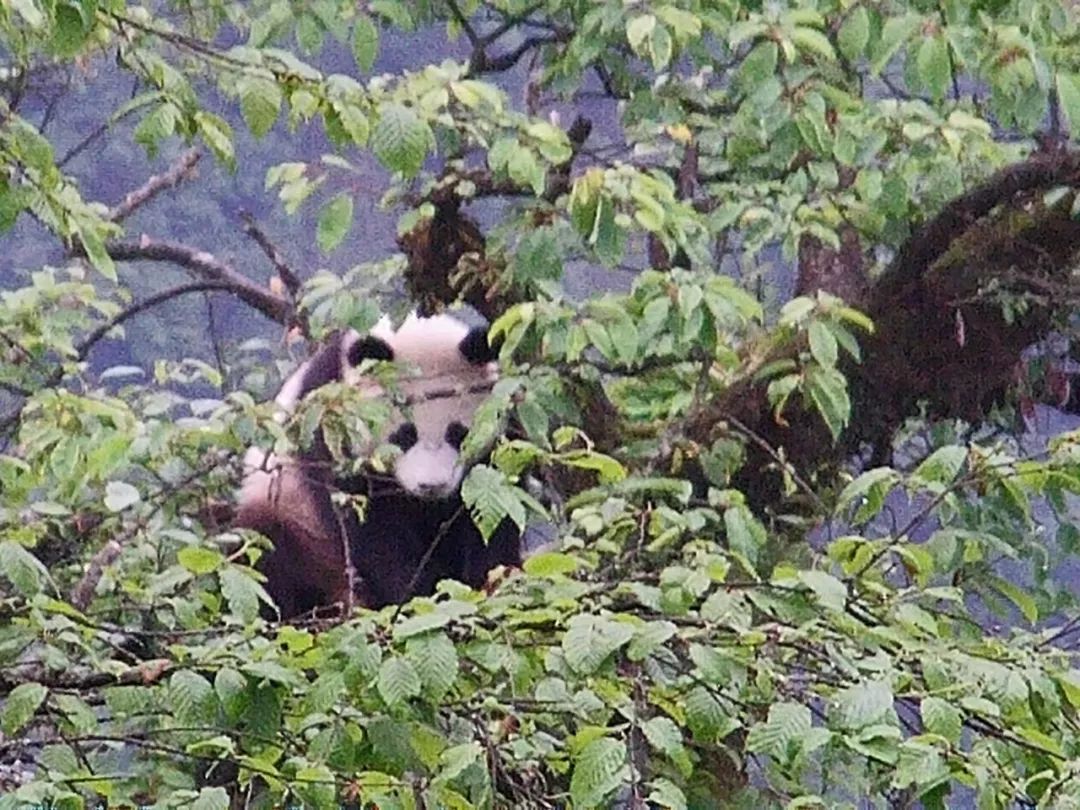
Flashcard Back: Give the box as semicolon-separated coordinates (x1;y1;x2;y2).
236;312;521;618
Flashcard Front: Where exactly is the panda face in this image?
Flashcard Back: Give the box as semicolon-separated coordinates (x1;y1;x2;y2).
344;314;499;499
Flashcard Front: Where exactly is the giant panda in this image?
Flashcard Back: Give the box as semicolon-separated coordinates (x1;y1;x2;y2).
236;312;521;618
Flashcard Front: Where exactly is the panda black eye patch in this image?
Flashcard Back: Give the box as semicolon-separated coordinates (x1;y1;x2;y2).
458;327;499;365
445;421;469;450
388;423;418;450
347;336;394;366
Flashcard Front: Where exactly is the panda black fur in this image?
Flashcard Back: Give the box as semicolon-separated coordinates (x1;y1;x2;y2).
236;313;521;618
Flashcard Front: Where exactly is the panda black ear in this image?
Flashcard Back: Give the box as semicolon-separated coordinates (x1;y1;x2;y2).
459;326;500;364
347;335;394;366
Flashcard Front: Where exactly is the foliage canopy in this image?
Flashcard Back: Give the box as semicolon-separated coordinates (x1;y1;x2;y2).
5;0;1080;808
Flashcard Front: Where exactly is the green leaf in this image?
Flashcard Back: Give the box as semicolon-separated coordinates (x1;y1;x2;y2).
191;787;229;810
11;0;45;28
807;320;838;367
647;778;688;810
78;228;117;282
989;574;1038;624
406;631;458;701
562;614;634;674
834;679;894;730
461;465;528;540
316;192;354;253
838;6;870;61
377;656;421;706
352;15;379;72
684;686;728;741
745;702;812;760
920;696;961;744
797;570;846;611
910;445;966;489
1058;72;1080;135
870;14;921;75
52;4;91;57
371;103;434;177
569;737;627;809
804;364;850;441
627;620;676;661
170;671;219;726
394;611;451;640
626;15;655;55
790;26;835;61
837;467;899;524
916;36;951;101
522;552;579;577
178;546;224;575
239;77;282;138
0;541;47;595
104;480;140;512
2;682;47;735
195;111;235;169
219;566;263;623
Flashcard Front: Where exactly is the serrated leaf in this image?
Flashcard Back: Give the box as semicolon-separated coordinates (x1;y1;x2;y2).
989;574;1038;624
178;546;224;575
916;35;951;101
371;103;434;177
569;737;626;809
170;671;218;726
239;77;282;138
352;15;379;72
79;228;116;282
219;566;262;623
627;620;676;661
790;26;835;61
870;14;921;75
684;686;727;741
641;716;684;758
563;614;634;674
0;540;47;595
745;702;812;760
834;679;893;730
377;656;421;706
648;778;688;810
910;445;966;489
837;466;898;524
195;111;235;169
316;192;353;254
435;742;482;785
920;696;961;744
406;631;458;701
798;570;846;611
2;682;47;735
804;364;850;441
215;668;249;722
838;6;870;60
395;611;451;639
191;787;229;810
461;465;528;540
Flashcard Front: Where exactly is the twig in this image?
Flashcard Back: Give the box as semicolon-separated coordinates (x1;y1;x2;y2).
69;541;122;611
73;281;243;362
239;210;301;298
107;148;202;222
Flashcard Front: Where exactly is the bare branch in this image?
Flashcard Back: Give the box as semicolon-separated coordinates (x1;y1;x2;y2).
107;148;202;223
239;210;302;298
93;237;292;324
70;541;122;611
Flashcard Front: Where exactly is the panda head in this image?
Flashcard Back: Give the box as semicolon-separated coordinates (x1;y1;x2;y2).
341;313;499;499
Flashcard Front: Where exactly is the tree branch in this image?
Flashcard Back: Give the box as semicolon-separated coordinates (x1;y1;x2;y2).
107;148;202;222
239;210;301;299
91;237;292;324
